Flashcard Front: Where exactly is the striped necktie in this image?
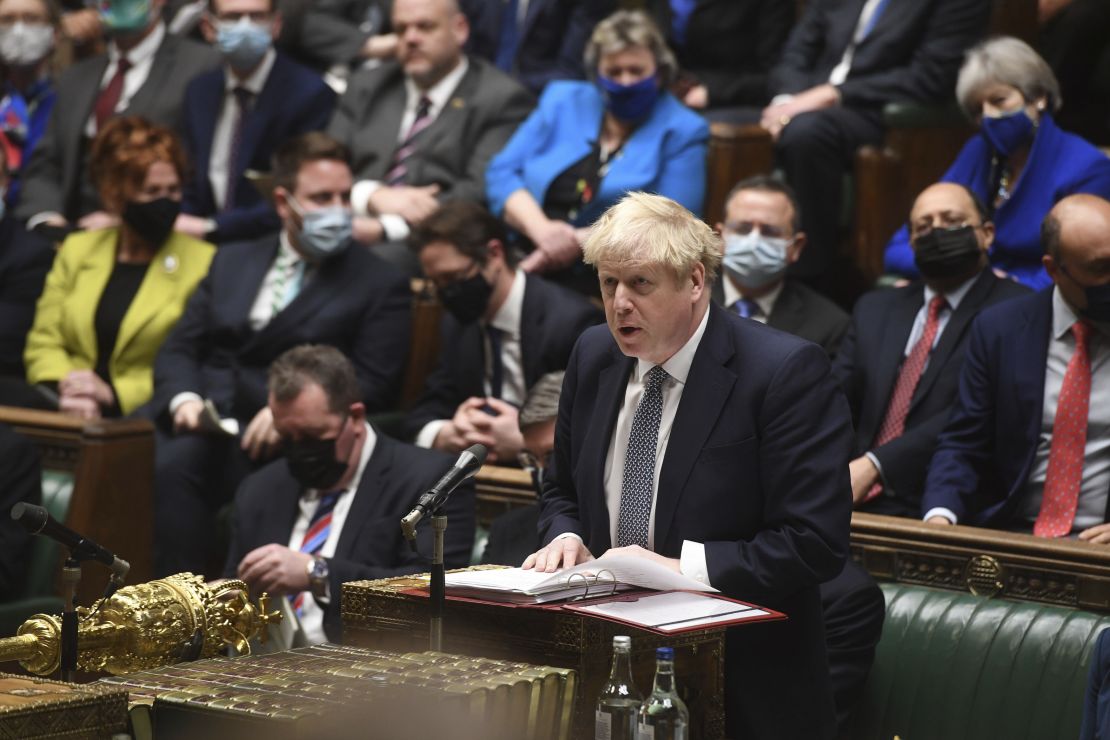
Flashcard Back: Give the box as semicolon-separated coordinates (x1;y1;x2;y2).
385;96;433;186
290;489;343;614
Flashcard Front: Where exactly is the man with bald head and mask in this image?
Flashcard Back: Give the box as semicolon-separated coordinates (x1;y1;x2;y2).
924;194;1110;541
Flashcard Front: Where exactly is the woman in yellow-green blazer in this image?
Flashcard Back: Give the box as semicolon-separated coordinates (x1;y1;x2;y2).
22;118;215;418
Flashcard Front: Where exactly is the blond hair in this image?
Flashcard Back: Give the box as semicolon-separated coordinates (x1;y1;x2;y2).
583;192;721;282
584;10;677;87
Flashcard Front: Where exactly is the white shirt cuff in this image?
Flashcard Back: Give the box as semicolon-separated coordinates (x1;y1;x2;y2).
923;507;958;524
27;212;64;230
864;451;887;487
554;532;583;543
679;540;711;587
415;419;448;449
169;391;203;416
770;94;795;106
351;180;382;218
378;213;410;242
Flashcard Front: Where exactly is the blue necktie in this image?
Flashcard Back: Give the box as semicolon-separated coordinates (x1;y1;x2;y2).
861;0;893;39
668;0;698;47
495;0;520;72
290;490;342;614
616;366;669;548
731;298;760;319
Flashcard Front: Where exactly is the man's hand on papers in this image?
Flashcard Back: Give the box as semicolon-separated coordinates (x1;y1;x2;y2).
238;544;312;595
604;545;681;574
522;537;594;573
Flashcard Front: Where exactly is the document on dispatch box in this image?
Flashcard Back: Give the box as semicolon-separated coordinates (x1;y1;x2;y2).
573;591;771;633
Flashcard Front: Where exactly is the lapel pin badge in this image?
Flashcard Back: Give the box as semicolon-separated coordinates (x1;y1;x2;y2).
450;97;464;109
163;254;179;274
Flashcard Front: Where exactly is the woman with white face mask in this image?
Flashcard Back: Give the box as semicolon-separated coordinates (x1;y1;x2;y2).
0;0;56;207
884;36;1110;291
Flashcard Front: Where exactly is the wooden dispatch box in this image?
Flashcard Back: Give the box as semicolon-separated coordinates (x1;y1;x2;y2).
342;572;728;740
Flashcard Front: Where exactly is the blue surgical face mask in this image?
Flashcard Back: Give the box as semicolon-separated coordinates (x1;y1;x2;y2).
94;0;152;34
288;197;352;261
722;231;791;290
215;17;272;71
597;73;660;122
980;106;1036;157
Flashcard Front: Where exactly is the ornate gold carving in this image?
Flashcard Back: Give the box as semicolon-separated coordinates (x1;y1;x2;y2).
0;573;280;676
965;555;1006;597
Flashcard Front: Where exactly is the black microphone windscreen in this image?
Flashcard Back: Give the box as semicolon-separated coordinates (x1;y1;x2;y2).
11;502;48;532
466;444;488;466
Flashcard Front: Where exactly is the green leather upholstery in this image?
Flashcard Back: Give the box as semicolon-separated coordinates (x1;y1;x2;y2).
882;101;967;129
849;583;1110;740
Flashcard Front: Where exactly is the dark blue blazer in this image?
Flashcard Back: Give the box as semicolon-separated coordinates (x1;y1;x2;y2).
181;52;337;243
1082;628;1110;740
460;0;614;94
834;270;1028;515
151;234;411;424
922;289;1110;525
0;217;53;377
540;303;853;739
885;114;1110;289
223;433;475;642
404;273;601;439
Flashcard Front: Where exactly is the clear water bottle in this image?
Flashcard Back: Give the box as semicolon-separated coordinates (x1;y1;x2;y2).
636;646;688;740
596;635;641;740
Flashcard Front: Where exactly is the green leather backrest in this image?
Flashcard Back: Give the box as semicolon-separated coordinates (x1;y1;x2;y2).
850;583;1110;740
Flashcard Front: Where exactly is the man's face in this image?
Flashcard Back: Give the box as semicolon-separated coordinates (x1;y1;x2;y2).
1044;201;1110;313
275;158;352;257
270;382;362;467
719;188;803;261
419;239;483;289
598;258;706;365
204;0;279;43
908;183;993;253
393;0;467;89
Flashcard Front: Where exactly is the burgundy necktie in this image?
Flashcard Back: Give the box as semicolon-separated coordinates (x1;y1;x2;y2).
224;87;253;211
94;56;132;132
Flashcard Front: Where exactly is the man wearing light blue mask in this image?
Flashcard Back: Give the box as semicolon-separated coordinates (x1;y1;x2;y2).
174;0;336;244
147;131;412;576
713;175;849;359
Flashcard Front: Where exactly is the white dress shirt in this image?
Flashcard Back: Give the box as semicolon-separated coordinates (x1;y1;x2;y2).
828;0;887;86
416;269;526;448
722;278;783;324
209;49;276;210
556;306;713;585
84;22;166;138
286;422;377;644
924;287;1110;527
350;57;469;242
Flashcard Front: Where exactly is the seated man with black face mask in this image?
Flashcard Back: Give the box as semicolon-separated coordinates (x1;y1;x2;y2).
833;182;1028;517
225;344;475;645
149;132;411;577
924;194;1110;542
403;201;602;464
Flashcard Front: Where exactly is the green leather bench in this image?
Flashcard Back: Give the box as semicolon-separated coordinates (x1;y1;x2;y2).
848;582;1110;740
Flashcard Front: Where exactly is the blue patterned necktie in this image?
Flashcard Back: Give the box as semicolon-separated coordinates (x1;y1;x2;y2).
290;489;342;615
732;298;760;319
616;365;669;548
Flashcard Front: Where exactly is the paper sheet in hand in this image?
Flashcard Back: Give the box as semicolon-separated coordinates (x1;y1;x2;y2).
199;399;240;436
572;591;774;633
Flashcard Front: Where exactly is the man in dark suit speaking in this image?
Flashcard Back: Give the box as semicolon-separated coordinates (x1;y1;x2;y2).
524;192;853;739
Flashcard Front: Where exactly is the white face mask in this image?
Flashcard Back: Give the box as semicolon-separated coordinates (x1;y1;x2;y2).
722;230;792;290
0;22;53;66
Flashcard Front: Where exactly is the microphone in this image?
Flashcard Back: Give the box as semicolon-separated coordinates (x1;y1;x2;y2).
401;444;487;540
11;503;130;583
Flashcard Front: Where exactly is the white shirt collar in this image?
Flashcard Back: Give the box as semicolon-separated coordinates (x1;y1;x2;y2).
305;422;377;500
403;56;469;116
634;303;711;386
108;20;165;65
723;276;784;317
923;270;979;313
224;47;276;95
277;230;304;266
1053;284;1084;340
488;269;525;337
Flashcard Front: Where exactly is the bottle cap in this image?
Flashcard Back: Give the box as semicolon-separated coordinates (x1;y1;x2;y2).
613;635;631;649
656;647;674;660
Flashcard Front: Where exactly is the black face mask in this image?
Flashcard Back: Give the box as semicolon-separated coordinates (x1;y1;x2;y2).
285;434;348;491
1082;283;1110;323
912;225;983;280
439;271;492;324
122;197;181;246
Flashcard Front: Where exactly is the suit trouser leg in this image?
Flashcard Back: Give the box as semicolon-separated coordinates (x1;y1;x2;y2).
775;106;884;281
153;428;250;577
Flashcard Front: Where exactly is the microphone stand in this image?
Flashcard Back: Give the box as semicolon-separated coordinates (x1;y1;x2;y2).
429;512;447;653
59;555;81;683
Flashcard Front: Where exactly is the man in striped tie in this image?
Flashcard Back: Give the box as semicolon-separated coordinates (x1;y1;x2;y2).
924;194;1110;540
225;344;476;644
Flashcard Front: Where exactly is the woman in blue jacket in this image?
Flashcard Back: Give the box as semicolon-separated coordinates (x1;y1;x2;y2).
884;37;1110;290
486;10;708;295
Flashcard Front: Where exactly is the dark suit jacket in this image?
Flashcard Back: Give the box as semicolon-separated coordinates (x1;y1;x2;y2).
712;277;850;359
835;270;1028;515
652;0;794;107
404;273;602;439
768;0;990;108
327;56;533;206
1081;627;1110;740
151;234;411;424
223;433;475;642
540;304;853;739
0;424;42;599
181;52;337;243
923;288;1110;526
17;32;220;223
461;0;614;94
0;218;53;377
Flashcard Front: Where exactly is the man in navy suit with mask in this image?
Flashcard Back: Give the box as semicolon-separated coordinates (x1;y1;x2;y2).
524;192;853;739
150;132;411;576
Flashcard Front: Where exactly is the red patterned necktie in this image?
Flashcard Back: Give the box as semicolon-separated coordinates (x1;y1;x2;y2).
1034;320;1092;537
864;295;946;502
94;56;132;132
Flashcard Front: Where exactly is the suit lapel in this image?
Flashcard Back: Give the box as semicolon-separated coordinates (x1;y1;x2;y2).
124;36;173;115
1016;291;1053;461
654;306;736;549
238;58;285;174
412;63;475;157
362;75;407;179
113;238;186;358
872;287;923;419
264;470;303;549
190;71;225;206
766;281;803;334
334;435;392;559
230;238;278;328
72;58;108;139
518;0;545;45
519;275;545;388
249;246;344;348
582;346;633;549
